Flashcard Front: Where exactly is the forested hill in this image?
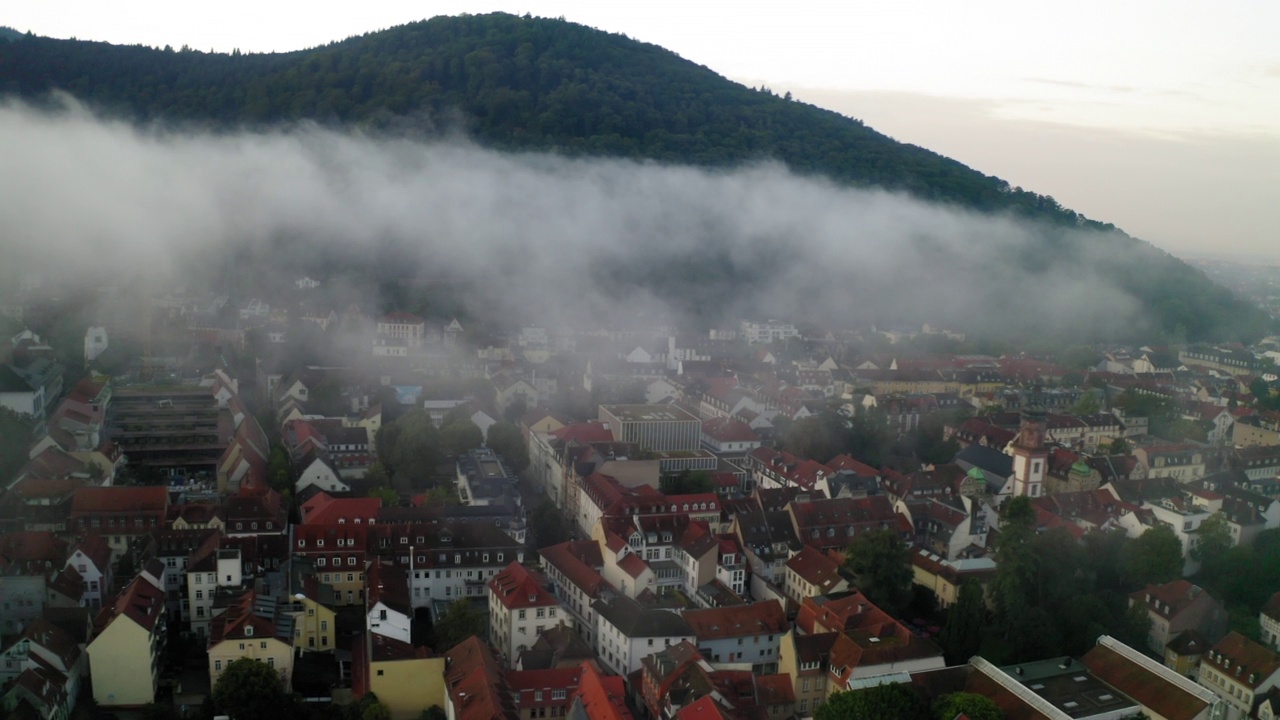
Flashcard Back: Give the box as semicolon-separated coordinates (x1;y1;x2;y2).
0;14;1269;341
0;14;1100;225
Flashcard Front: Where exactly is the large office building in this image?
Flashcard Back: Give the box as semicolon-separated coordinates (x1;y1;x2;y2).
598;405;700;453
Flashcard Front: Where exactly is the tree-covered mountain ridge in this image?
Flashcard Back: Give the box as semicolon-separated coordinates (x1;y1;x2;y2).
0;14;1268;341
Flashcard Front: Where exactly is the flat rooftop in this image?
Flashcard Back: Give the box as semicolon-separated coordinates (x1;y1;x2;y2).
601;405;698;423
1001;657;1138;718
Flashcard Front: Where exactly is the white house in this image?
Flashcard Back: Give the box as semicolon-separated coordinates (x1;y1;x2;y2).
488;563;563;668
84;326;109;363
295;452;350;495
591;595;694;676
366;563;413;644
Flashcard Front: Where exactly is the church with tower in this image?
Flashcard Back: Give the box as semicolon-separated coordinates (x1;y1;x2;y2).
1010;407;1048;498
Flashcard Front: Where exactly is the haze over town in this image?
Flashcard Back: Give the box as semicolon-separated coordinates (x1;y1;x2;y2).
7;0;1280;258
2;8;1280;720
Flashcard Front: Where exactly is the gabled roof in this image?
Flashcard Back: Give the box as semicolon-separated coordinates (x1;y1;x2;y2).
1080;637;1214;720
570;662;633;720
700;417;759;443
68;533;112;573
0;531;68;571
1202;631;1280;689
6;617;81;671
786;545;845;592
95;573;165;635
682;600;788;641
1262;590;1280;624
444;636;518;720
545;420;614;443
301;493;381;525
366;561;412;616
592;595;693;639
488;562;558;610
46;565;85;603
539;541;609;598
1128;580;1219;622
71;485;168;515
209;590;278;645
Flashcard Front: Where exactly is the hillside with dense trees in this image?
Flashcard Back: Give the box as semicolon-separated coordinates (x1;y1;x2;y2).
0;14;1269;341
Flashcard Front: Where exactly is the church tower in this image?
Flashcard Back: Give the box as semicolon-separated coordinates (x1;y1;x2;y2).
1010;407;1048;498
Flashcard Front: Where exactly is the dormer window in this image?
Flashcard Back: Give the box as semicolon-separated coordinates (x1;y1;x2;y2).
244;626;254;637
316;539;324;547
298;540;305;548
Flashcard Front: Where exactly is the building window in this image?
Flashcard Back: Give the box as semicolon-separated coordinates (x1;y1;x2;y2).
215;660;222;671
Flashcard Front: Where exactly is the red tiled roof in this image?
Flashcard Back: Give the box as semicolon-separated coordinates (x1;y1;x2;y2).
69;533;112;573
786;545;844;592
826;454;880;477
489;562;559;610
700;417;758;443
540;541;609;598
366;561;412;616
550;422;614;444
571;662;633;720
1128;580;1215;621
444;636;517;720
508;666;584;710
1081;642;1210;720
71;485;168;515
675;696;730;720
209;590;277;645
795;593;897;636
301;493;381;525
1202;631;1280;689
682;600;788;641
618;553;649;579
1262;591;1280;623
96;573;165;634
0;531;68;570
756;673;795;705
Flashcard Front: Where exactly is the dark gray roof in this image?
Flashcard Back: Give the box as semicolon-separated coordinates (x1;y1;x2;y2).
591;595;693;638
953;444;1013;478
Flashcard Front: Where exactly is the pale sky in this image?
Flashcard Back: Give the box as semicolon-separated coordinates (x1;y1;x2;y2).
6;1;1279;257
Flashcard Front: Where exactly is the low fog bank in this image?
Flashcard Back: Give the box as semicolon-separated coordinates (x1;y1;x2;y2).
0;97;1151;341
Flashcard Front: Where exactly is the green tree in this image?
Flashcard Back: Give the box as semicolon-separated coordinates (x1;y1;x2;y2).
1106;437;1130;456
211;658;290;720
367;484;399;506
661;469;715;495
783;414;843;462
432;599;487;652
933;692;1003;720
439;419;483;458
817;684;927;720
1121;524;1183;587
939;581;986;665
845;528;913;616
0;407;35;488
1191;512;1232;581
377;409;443;484
992;497;1037;627
362;701;393;720
1115;598;1153;650
267;444;293;493
486;421;530;473
1071;390;1102;416
530;498;569;548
